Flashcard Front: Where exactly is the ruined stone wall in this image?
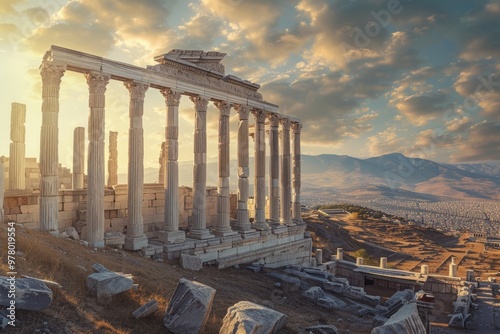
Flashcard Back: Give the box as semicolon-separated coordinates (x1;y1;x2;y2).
2;185;220;236
3;157;72;190
423;275;461;305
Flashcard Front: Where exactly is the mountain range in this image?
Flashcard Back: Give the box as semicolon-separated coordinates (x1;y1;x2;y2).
119;153;500;201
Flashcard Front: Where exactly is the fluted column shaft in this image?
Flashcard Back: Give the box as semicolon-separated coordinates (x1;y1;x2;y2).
124;81;149;250
235;105;252;233
214;101;235;236
73;127;85;189
9;102;26;190
188;96;213;239
86;72;110;248
160;89;182;233
107;131;118;187
292;122;303;222
253;109;268;230
280;118;292;225
268;115;280;222
39;63;65;231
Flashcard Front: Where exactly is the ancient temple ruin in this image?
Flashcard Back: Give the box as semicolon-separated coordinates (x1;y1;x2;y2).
28;45;309;268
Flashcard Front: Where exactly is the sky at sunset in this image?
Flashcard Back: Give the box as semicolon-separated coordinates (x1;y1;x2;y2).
1;0;499;174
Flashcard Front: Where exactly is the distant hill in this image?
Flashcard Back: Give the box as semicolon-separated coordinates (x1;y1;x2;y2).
121;153;500;201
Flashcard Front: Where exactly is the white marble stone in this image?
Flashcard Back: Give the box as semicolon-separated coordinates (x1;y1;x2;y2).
9;102;26;190
86;71;110;248
267;115;280;222
107;131;118;187
291;122;302;222
280;118;292;225
39;63;65;232
252;109;269;231
73;127;85;189
187;96;213;240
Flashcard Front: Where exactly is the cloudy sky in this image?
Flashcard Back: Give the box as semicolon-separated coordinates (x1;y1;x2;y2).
1;0;499;173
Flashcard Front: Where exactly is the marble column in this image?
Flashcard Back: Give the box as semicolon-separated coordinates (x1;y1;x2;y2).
158;141;166;184
85;71;110;248
252;109;269;230
234;105;253;233
39;63;65;231
280;117;292;225
291;122;303;222
159;88;185;243
124;81;149;250
107;131;118;187
268;114;280;222
214;101;236;236
0;156;4;223
9;102;26;190
73;127;85;190
187;96;213;240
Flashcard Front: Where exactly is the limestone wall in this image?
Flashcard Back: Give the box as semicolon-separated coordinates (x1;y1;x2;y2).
2;184;220;236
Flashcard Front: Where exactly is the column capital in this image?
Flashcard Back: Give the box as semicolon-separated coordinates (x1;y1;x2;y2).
235;104;250;120
124;81;149;101
190;95;209;111
251;109;266;123
160;88;182;106
40;62;66;86
291;122;303;133
214;101;232;117
267;113;280;127
280;117;291;130
85;71;110;94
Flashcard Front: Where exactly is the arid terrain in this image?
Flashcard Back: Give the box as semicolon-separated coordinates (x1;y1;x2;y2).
1;211;499;333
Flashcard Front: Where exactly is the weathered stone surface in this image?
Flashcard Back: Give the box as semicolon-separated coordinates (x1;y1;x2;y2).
371;301;426;334
65;227;79;240
180;254;203;271
104;231;125;248
305;325;339;334
303;286;325;300
164;278;215;334
0;277;52;311
86;271;133;303
385;289;414;307
219;301;287;334
132;299;158;318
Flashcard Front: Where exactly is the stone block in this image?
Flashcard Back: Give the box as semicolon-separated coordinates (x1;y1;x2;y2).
164;278;216;334
219;301;287;334
86;270;133;304
132;299;159;318
180;254;203;271
0;277;52;311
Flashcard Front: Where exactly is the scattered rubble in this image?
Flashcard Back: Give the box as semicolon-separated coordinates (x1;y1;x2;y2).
448;284;476;329
86;264;133;304
132;299;158;319
371;301;426;334
0;277;52;311
219;301;287;334
164;278;215;334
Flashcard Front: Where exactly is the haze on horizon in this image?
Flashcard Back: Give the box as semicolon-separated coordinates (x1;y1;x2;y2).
1;0;499;173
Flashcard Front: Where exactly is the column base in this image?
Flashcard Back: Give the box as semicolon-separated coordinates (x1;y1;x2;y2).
214;227;238;237
187;228;214;240
89;240;105;248
158;230;186;244
253;221;270;231
124;235;149;251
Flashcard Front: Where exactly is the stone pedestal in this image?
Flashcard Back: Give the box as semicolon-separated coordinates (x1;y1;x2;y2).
279;118;292;225
214;101;237;237
234;105;253;234
253;110;269;230
86;71;110;248
291;122;302;222
124;81;149;250
107;131;118;187
160;89;186;242
39;63;65;232
187;96;213;240
73;127;85;189
267;115;280;222
9;102;26;190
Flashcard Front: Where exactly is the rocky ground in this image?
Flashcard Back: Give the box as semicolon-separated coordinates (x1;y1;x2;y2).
1;212;499;333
